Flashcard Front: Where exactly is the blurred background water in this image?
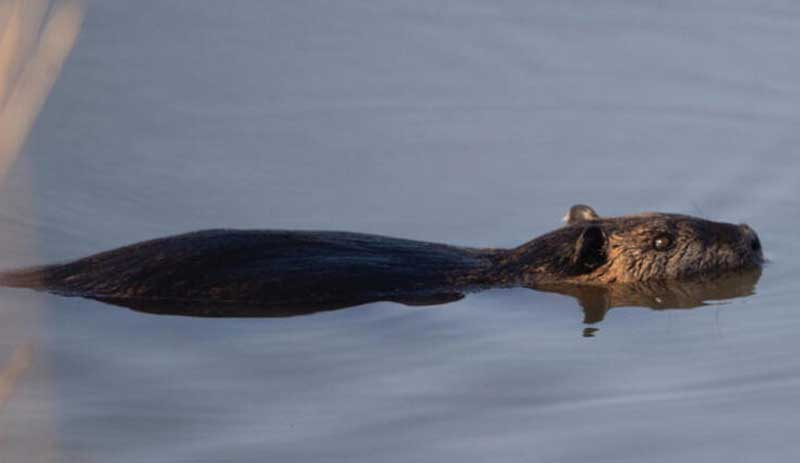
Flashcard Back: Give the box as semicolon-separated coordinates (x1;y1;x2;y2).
0;1;799;461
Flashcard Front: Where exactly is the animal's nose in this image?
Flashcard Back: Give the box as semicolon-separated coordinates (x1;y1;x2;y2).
739;224;762;253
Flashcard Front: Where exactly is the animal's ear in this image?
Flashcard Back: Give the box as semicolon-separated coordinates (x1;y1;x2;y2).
571;225;608;273
564;204;600;225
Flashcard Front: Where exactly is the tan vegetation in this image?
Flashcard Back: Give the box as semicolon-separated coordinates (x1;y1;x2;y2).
0;3;83;459
0;0;83;177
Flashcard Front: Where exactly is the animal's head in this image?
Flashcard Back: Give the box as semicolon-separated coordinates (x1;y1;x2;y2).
507;204;764;285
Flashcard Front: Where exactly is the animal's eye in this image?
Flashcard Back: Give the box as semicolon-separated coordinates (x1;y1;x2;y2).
653;234;673;251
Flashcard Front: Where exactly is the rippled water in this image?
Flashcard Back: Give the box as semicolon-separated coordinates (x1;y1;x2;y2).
1;1;798;461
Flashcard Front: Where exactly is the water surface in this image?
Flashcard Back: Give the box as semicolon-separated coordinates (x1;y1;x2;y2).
1;1;798;461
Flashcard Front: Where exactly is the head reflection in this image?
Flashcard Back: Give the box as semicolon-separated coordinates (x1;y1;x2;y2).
535;268;763;336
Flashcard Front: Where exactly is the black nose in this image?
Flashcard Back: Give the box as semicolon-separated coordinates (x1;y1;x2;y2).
739;224;761;253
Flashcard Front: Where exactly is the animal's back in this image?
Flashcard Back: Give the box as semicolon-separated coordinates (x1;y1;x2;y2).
0;229;491;308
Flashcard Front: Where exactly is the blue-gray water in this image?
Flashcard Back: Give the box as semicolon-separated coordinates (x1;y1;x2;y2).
0;1;798;461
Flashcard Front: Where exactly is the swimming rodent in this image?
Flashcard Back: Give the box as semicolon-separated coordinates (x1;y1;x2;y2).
0;205;764;317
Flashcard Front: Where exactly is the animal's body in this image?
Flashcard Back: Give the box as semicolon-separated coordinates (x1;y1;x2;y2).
0;205;763;316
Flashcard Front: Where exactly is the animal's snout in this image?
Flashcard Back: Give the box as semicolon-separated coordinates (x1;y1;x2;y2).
739;224;763;257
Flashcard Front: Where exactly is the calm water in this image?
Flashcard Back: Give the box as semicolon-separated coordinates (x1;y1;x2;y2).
1;1;799;461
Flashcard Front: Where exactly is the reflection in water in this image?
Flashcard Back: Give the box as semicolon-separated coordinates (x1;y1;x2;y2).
86;269;762;334
0;344;32;410
88;289;468;318
536;268;763;324
538;269;762;336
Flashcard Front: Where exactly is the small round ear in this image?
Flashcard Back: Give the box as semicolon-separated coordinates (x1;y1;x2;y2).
564;204;600;225
571;225;608;273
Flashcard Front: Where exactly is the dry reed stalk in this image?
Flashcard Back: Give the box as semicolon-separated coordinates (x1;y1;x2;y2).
0;4;84;456
0;0;84;178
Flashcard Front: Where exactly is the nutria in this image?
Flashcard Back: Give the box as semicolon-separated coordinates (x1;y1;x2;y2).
0;205;763;317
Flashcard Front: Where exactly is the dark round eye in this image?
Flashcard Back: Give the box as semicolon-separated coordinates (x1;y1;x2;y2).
653;235;673;251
